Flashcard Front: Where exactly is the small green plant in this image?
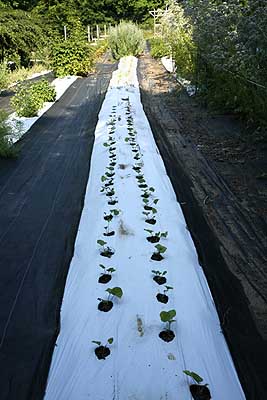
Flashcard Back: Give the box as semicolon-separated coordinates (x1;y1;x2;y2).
183;371;211;399
99;264;116;276
152;270;167;285
97;287;123;312
97;240;114;258
145;229;168;243
143;198;159;210
92;337;114;360
160;309;176;330
99;264;116;283
143;208;157;225
183;371;204;385
151;244;167;261
156;285;173;304
159;309;176;342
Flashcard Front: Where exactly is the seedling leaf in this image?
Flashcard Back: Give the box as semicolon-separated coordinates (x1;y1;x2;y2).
97;240;107;246
99;264;106;270
106;287;123;299
155;244;167;254
92;341;101;346
107;337;114;344
183;370;203;384
107;267;116;274
160;309;176;323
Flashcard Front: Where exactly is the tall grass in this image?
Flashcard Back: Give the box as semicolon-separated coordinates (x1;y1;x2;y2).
108;22;145;60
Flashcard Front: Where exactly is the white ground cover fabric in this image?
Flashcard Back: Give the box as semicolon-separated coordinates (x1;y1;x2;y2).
44;56;245;400
7;76;77;143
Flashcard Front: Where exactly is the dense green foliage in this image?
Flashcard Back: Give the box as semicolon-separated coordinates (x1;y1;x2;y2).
109;22;145;60
11;79;56;117
156;0;267;125
0;7;45;66
0;111;16;158
149;38;169;59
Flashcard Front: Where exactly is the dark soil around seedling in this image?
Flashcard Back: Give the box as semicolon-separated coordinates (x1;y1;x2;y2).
108;200;118;205
151;252;164;261
103;231;115;237
104;182;113;187
159;330;175;342
190;384;211;400
156;293;169;304
153;276;167;285
147;235;160;243
98;300;113;312
100;250;114;258
145;218;156;225
95;345;111;360
98;274;112;284
139;184;148;189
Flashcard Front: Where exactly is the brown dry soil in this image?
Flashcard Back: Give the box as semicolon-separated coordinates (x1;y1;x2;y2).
138;52;267;400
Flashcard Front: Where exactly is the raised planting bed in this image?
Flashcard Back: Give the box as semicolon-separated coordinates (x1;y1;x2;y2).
44;56;246;400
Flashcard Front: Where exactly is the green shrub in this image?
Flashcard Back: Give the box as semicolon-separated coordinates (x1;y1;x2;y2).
108;22;145;60
0;111;17;158
51;39;94;77
0;64;9;91
11;79;56;118
150;38;170;59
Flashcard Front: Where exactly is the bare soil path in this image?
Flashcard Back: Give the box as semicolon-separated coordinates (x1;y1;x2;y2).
138;52;267;400
0;59;116;400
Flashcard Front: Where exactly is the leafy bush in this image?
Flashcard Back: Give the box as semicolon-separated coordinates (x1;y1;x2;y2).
51;39;94;77
108;22;145;60
0;64;9;91
156;0;267;125
11;79;56;117
0;111;17;158
150;38;169;59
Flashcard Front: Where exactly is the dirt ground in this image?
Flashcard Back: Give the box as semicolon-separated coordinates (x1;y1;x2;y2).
138;52;267;400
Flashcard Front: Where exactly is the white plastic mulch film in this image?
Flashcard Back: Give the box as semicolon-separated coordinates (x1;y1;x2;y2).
44;57;246;400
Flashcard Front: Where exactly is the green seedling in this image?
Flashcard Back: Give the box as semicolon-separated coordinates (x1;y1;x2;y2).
97;240;114;258
92;337;114;360
183;371;211;399
99;264;116;276
144;229;168;239
106;287;123;299
183;371;204;385
152;269;167;285
163;285;173;294
143;198;159;210
92;337;113;347
152;270;167;277
151;244;167;261
160;309;176;331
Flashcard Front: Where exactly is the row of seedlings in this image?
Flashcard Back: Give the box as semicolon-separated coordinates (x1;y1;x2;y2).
93;105;123;360
124;97;211;400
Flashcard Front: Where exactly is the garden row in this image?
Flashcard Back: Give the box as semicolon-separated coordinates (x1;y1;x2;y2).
44;57;245;400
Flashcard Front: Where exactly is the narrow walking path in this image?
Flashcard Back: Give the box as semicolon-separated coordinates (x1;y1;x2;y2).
44;57;245;400
0;60;116;400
